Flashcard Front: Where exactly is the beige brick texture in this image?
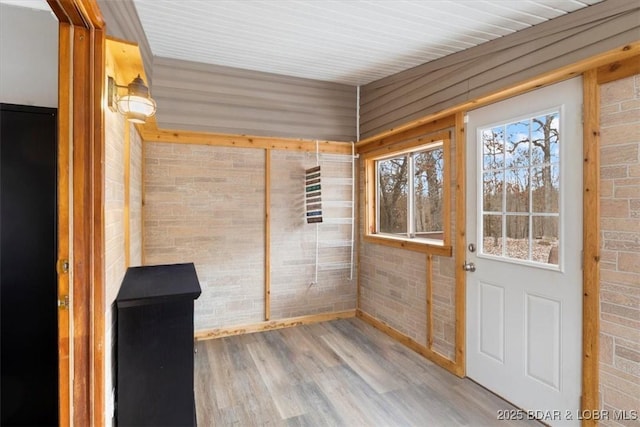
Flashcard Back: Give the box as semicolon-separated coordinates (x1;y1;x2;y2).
143;144;356;331
269;151;356;318
599;74;640;426
144;143;266;330
103;110;144;424
129;125;143;266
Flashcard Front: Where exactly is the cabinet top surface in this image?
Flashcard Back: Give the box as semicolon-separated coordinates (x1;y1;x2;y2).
116;263;201;306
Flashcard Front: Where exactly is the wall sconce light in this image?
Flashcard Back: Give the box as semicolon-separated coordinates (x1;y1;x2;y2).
107;74;157;124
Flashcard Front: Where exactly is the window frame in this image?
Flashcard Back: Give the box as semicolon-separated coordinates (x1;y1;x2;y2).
363;131;452;256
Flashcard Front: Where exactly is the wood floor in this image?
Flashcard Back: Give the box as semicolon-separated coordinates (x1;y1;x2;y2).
194;318;541;426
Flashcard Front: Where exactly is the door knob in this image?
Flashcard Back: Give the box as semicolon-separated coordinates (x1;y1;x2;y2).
463;261;476;272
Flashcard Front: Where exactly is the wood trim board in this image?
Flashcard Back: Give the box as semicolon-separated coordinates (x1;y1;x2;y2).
91;29;106;427
357;310;461;376
264;149;271;321
596;54;640;84
453;111;466;377
56;21;71;427
426;254;433;349
140;125;354;155
49;1;106;425
195;310;356;341
580;69;601;427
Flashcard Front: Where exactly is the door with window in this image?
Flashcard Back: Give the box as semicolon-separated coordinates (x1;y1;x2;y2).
465;78;583;426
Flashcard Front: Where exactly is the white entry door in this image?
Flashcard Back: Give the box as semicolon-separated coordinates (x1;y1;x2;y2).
466;78;583;426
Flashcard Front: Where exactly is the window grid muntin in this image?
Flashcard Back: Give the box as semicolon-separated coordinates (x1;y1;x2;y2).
375;142;444;241
479;110;561;266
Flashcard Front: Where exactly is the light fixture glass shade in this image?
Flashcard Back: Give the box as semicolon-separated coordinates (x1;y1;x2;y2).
117;95;157;124
115;74;157;123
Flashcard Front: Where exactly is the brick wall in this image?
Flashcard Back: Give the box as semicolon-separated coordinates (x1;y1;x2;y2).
359;243;428;343
270;151;356;318
599;74;640;424
103;113;145;424
143;143;266;330
129;125;143;266
105;109;126;307
143;145;357;330
103;108;126;423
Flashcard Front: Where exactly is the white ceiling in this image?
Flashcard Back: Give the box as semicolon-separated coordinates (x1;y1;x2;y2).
132;0;602;86
0;0;603;86
0;0;49;11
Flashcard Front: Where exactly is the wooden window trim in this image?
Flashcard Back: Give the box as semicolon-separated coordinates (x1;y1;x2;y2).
363;130;453;257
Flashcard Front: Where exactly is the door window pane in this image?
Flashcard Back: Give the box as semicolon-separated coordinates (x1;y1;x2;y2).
483;126;504;170
532;165;559;213
531;113;560;165
506;120;530;168
505;215;530;260
479;110;561;266
505;168;530;213
533;216;559;265
483;214;503;257
483;171;503;212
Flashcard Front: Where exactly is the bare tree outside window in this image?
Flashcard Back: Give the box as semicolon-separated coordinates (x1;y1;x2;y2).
378;156;407;234
377;144;444;240
480;112;560;265
414;148;444;239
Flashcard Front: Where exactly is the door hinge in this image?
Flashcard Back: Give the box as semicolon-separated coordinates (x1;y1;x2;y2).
57;259;69;274
58;295;69;309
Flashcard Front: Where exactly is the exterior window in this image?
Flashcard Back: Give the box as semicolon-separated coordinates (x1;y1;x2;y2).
364;131;451;256
480;111;560;265
376;143;444;241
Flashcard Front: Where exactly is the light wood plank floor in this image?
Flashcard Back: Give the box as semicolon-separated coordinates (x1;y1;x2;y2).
195;318;541;426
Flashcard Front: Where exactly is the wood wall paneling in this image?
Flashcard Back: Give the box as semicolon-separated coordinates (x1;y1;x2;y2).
151;56;357;141
359;1;640;139
356;116;456;153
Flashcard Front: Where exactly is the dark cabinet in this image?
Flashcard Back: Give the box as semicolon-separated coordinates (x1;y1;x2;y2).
116;263;201;426
1;104;58;425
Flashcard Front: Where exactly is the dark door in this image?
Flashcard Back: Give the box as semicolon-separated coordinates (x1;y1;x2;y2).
1;103;58;425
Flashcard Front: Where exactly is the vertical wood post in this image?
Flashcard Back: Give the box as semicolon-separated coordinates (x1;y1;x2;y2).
48;1;105;425
581;69;600;427
265;148;271;321
454;111;467;377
